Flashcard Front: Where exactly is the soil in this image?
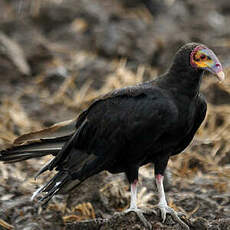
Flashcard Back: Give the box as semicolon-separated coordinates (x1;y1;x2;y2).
0;0;230;230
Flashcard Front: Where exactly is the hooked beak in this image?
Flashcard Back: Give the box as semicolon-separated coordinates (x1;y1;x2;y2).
197;47;225;82
216;71;225;82
206;61;225;82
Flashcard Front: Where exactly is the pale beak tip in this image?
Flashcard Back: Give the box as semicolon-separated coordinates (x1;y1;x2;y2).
217;71;225;82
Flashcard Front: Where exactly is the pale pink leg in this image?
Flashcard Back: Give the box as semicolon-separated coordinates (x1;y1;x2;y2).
129;179;138;210
123;180;152;229
155;174;189;230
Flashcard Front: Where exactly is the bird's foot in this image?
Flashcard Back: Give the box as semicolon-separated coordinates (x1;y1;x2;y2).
115;207;152;229
158;203;189;230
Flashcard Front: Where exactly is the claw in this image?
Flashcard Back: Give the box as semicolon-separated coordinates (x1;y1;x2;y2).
160;206;166;222
124;208;152;230
157;204;189;230
155;174;190;230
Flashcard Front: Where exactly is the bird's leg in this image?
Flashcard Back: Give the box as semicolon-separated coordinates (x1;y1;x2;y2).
121;179;152;229
155;174;189;230
125;179;138;211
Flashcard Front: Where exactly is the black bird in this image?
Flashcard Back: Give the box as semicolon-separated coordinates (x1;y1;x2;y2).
0;43;225;229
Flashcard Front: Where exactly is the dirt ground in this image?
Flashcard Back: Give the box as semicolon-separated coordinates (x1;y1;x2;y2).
0;0;230;229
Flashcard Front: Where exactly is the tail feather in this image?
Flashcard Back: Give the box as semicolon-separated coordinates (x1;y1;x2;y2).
0;139;67;163
32;171;75;206
0;152;50;163
3;141;64;154
32;152;107;205
0;117;109;207
14;119;76;145
0;119;77;163
31;172;62;201
34;158;53;180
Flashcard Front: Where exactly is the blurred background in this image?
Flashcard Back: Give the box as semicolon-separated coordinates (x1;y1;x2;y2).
0;0;230;229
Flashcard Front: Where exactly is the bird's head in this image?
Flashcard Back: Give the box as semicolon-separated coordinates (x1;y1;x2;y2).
190;44;225;81
172;43;225;82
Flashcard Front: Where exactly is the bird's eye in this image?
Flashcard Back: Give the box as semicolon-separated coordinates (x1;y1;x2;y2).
200;54;206;60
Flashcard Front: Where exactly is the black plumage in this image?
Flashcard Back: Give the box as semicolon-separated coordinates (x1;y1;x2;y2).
0;43;224;229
